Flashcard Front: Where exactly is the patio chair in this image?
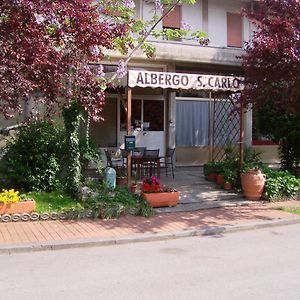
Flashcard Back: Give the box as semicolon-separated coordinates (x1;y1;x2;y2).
120;149;129;167
161;148;175;178
104;150;123;168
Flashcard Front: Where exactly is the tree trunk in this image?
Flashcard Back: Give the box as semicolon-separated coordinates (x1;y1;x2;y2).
62;101;82;197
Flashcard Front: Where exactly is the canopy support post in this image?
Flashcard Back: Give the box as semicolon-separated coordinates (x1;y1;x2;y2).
127;87;132;186
239;97;244;168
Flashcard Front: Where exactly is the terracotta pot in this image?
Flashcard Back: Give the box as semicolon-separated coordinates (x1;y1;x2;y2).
241;169;266;200
0;200;36;215
142;191;179;208
207;173;217;181
216;174;225;185
116;177;127;186
223;182;232;190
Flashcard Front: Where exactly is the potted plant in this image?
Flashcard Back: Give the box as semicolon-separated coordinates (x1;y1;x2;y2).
141;176;179;207
215;162;225;185
223;168;237;190
115;166;127;186
0;189;36;215
203;162;218;181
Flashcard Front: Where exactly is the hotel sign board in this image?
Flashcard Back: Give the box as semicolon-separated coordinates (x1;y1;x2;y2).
128;70;244;92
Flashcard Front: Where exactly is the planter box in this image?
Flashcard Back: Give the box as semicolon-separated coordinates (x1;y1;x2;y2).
0;200;36;215
142;191;179;208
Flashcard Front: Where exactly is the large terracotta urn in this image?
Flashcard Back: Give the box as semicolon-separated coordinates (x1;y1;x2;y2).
241;169;266;200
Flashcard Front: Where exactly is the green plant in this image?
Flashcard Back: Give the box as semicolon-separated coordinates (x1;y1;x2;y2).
79;138;100;168
62;101;82;197
1;120;64;192
223;168;238;184
22;190;81;213
83;187;153;219
263;169;300;201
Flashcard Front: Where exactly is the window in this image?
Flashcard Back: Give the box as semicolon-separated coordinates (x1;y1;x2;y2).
176;100;210;146
162;5;182;41
120;99;164;132
163;5;181;29
227;12;243;48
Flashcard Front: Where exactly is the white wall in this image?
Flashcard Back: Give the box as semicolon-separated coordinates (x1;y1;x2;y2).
206;0;249;48
141;0;252;48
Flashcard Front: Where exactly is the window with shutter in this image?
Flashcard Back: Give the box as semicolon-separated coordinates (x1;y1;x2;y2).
227;12;243;48
163;5;181;29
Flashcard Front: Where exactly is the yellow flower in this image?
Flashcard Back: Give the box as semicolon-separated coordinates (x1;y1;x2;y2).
0;189;20;204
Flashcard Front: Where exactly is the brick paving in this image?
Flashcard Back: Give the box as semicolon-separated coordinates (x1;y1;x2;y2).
0;203;297;245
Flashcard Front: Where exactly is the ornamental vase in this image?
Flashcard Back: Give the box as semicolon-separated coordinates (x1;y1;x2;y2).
241;169;266;201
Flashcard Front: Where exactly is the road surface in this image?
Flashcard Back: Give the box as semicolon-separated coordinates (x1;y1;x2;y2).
1;224;300;300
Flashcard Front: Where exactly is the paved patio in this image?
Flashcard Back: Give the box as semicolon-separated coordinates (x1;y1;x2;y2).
156;166;252;213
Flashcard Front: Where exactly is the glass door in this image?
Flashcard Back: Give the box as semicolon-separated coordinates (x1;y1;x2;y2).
118;99;165;156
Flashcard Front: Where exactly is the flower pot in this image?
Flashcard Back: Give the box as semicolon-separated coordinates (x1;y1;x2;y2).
223;182;232;190
241;169;266;200
116;177;127;186
207;173;217;181
0;200;36;215
142;191;179;208
216;174;225;185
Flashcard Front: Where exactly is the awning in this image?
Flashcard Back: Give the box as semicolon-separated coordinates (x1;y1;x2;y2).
128;70;244;92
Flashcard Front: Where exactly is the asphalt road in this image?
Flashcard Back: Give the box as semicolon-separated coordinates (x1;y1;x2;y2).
1;224;300;300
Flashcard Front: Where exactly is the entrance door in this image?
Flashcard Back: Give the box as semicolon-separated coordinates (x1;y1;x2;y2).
118;99;165;156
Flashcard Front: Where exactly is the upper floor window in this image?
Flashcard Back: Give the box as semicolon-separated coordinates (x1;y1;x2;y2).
163;5;181;29
227;12;243;48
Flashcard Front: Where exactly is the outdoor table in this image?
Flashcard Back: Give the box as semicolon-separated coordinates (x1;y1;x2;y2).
132;155;161;179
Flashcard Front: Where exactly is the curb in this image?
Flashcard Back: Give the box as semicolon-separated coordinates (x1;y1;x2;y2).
1;216;300;254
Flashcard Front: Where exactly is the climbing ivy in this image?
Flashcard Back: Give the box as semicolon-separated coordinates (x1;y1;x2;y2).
62;101;83;197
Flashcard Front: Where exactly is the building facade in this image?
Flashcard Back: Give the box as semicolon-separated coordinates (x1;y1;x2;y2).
89;0;278;165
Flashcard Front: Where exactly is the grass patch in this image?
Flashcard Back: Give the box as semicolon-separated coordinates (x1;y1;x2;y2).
22;191;81;213
279;206;300;215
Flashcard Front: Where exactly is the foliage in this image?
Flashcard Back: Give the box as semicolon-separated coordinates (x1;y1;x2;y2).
22;190;82;213
79;138;99;167
203;162;220;177
0;0;130;119
263;169;300;201
1;120;64;191
242;0;300;114
83;187;153;219
241;147;263;173
62;102;82;197
0;189;19;204
253;95;300;172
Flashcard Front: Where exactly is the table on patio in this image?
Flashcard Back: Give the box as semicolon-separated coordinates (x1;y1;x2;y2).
132;154;161;179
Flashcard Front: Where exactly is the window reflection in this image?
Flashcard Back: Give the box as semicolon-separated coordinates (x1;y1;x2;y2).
143;100;164;131
120;100;164;132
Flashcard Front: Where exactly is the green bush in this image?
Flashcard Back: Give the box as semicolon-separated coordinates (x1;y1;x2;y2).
264;169;300;200
1;120;65;191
